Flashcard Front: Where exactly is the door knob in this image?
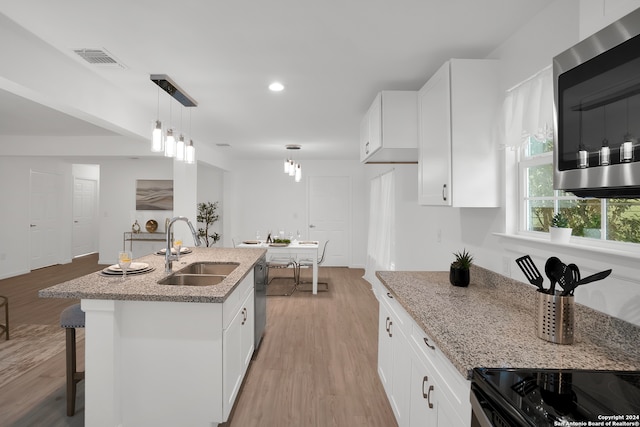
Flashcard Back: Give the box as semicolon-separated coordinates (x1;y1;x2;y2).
30;224;36;228
309;224;316;228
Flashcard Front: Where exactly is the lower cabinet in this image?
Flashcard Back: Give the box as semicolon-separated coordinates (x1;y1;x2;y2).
222;285;255;420
375;281;471;427
378;298;411;426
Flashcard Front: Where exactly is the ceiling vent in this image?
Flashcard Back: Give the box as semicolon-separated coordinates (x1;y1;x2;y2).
73;48;125;68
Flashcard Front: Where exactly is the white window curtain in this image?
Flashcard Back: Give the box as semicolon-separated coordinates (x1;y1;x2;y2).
364;170;395;282
501;66;554;149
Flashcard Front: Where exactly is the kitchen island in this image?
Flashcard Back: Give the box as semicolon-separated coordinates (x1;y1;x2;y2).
40;247;266;427
371;267;640;426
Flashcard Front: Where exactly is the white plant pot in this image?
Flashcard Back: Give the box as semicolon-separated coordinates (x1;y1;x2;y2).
549;227;572;243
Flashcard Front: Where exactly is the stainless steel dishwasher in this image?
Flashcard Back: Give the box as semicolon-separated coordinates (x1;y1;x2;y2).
253;255;267;351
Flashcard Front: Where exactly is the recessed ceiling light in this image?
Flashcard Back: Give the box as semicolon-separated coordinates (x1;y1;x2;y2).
269;82;285;92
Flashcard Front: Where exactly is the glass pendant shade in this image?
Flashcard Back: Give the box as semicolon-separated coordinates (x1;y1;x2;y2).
165;129;177;158
151;120;164;152
185;140;195;164
176;135;186;161
295;164;302;182
284;158;290;174
289;160;295;176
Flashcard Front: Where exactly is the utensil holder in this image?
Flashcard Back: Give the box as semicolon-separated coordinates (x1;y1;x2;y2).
536;292;574;344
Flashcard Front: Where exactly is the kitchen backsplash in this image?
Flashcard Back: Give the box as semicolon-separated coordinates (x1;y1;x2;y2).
471;264;640;361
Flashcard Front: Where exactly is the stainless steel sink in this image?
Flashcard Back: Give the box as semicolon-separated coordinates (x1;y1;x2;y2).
158;274;227;286
176;262;239;276
157;262;239;286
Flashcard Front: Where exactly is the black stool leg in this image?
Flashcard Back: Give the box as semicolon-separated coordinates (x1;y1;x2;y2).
66;328;77;416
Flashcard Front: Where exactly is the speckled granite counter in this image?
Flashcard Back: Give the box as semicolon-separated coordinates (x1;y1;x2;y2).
39;247;266;303
376;267;640;380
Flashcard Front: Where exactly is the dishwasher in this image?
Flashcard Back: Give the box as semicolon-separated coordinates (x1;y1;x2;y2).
253;255;267;351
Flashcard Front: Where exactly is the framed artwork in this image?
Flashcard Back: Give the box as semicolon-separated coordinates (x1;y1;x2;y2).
136;180;173;210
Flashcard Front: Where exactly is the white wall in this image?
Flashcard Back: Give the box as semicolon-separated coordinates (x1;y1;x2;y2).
225;159;367;267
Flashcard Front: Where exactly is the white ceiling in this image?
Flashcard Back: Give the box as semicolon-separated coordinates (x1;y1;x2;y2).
0;0;554;160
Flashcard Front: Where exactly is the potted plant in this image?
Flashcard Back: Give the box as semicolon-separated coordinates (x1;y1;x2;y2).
550;212;572;243
449;249;473;287
196;201;221;247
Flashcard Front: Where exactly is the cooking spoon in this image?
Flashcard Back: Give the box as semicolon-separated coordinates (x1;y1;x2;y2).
560;269;612;296
545;257;562;295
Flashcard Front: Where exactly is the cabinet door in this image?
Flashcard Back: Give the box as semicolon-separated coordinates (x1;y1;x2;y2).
418;62;452;206
223;305;243;419
409;356;438;427
240;290;255;370
367;93;382;158
378;302;394;395
378;300;411;426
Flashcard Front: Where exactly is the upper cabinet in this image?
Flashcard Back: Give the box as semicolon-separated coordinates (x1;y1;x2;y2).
418;59;500;207
360;91;418;163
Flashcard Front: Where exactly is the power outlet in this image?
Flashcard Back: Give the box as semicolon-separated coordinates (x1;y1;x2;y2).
502;256;511;276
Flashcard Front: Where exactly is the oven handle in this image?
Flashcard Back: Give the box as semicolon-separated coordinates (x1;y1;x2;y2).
470;389;493;427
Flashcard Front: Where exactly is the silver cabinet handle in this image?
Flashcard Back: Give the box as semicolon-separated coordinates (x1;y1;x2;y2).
365;141;370;154
422;376;434;409
386;292;393;299
423;337;435;350
241;308;247;325
442;184;447;201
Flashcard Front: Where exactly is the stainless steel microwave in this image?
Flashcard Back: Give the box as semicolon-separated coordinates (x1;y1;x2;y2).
553;7;640;198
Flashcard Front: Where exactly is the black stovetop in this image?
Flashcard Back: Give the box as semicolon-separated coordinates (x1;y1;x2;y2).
472;367;640;426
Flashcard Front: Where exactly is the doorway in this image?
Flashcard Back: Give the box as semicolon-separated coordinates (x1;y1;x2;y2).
29;170;62;270
73;177;99;257
307;176;350;266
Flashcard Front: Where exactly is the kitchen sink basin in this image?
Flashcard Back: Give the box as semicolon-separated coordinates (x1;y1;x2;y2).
158;273;227;286
157;262;239;286
175;262;239;276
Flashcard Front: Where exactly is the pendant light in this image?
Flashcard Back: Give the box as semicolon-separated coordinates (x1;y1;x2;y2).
185;109;196;164
176;107;186;161
151;86;164;152
283;144;302;182
164;98;176;158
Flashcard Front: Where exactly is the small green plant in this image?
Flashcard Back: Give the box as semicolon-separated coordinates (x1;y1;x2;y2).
272;238;291;244
551;212;569;228
197;201;221;247
451;249;473;270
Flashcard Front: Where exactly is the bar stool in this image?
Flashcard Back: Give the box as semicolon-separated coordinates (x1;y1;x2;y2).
0;296;8;340
60;304;85;416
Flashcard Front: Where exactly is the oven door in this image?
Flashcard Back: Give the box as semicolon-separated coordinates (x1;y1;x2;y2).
470;382;533;427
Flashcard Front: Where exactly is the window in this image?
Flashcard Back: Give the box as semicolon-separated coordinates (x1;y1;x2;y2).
520;133;640;243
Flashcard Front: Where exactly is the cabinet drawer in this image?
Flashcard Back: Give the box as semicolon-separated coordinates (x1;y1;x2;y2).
409;321;470;411
379;288;411;334
223;271;254;329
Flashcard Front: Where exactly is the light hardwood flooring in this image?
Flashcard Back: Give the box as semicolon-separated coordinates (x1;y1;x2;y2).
0;255;397;427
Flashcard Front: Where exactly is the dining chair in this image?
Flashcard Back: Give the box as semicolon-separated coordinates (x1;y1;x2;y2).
296;240;329;292
266;255;298;296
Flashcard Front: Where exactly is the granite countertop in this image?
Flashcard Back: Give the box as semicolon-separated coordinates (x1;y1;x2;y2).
376;270;640;380
39;247;266;303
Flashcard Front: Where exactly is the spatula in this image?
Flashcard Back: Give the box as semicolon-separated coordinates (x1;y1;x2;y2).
515;255;545;292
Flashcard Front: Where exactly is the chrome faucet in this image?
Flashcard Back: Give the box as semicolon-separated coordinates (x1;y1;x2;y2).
165;216;201;273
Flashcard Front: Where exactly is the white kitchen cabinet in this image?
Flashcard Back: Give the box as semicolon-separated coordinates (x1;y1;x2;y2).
418;59;500;207
376;282;471;427
223;283;255;419
378;290;412;426
361;91;418;163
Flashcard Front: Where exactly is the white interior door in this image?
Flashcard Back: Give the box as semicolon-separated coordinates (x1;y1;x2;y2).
30;170;62;270
73;177;99;257
308;176;349;266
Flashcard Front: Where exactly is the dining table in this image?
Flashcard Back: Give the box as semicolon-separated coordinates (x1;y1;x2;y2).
237;240;320;294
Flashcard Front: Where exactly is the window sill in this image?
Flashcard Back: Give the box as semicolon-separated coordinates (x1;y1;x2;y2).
493;232;640;262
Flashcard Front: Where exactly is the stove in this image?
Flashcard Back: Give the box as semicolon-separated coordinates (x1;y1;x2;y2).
470;367;640;427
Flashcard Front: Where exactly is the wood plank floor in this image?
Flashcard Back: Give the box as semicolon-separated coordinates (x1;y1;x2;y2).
0;256;397;427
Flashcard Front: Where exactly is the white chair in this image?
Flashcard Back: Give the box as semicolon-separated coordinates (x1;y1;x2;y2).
295;240;329;292
266;255;298;296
